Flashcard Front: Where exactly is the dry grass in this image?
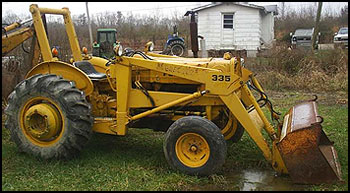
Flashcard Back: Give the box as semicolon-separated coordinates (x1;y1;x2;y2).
247;44;348;93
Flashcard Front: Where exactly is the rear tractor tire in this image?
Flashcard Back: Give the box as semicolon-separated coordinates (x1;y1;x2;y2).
4;74;94;160
163;116;227;176
169;40;185;56
212;108;244;142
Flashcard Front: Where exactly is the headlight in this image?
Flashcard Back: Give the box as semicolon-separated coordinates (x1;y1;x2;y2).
240;58;245;64
113;44;123;56
144;41;154;52
240;58;245;67
149;42;154;51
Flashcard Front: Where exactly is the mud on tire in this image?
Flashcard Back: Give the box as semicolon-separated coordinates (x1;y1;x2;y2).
4;74;94;160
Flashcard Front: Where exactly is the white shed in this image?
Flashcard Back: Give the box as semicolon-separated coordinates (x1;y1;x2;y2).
189;2;278;57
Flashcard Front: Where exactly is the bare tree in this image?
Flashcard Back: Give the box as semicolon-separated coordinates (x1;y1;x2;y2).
312;2;322;52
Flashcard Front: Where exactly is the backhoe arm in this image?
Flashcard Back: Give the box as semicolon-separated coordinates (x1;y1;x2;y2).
2;18;41;67
2;25;34;56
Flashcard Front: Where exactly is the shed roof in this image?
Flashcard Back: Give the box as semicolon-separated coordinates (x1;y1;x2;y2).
189;2;278;15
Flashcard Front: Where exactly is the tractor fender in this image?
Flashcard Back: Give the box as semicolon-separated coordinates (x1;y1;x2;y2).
166;37;185;45
25;61;94;96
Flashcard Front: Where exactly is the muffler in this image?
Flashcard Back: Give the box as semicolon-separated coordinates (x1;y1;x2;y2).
276;98;342;184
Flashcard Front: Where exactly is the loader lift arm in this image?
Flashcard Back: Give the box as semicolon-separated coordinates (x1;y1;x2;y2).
110;55;279;165
107;52;342;184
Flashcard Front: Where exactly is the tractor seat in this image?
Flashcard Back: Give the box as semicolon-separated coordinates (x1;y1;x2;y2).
73;61;107;80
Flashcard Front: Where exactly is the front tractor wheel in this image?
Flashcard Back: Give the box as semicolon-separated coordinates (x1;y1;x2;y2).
4;74;93;159
163;116;227;176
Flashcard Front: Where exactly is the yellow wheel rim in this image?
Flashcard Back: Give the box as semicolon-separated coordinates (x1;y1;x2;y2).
20;97;64;147
175;133;210;168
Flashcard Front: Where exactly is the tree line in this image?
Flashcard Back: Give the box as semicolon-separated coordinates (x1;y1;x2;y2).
275;4;348;43
2;4;348;59
2;3;347;100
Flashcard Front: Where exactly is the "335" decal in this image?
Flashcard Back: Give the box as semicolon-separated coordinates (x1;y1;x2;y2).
212;75;231;82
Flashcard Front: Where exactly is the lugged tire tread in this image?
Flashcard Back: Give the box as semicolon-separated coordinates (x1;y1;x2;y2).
163;116;227;176
4;74;93;160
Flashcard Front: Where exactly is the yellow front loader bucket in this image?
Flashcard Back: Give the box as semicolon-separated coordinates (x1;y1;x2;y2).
276;99;342;184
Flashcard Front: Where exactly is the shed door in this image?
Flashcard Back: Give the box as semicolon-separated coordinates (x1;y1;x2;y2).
221;13;235;48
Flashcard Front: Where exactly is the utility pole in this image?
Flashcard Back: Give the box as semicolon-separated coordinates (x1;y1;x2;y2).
85;2;93;51
311;2;322;52
281;2;285;19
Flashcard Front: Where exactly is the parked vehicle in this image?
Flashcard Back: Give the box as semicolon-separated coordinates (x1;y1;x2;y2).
160;25;186;56
290;28;320;49
334;27;348;48
92;28;118;59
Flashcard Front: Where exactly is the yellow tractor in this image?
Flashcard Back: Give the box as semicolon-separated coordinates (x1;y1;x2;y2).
2;5;342;184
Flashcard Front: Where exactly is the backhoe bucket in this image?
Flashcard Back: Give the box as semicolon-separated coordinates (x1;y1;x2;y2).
276;100;342;184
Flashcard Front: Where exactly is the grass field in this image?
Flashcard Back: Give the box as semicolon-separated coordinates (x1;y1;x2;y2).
2;90;348;191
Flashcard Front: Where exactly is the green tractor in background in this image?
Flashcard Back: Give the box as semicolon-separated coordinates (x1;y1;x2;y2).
92;28;117;59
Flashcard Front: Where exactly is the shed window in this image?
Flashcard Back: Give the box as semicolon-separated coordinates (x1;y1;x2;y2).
223;14;234;29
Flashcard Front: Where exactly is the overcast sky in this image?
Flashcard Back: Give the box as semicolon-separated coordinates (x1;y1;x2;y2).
2;2;348;20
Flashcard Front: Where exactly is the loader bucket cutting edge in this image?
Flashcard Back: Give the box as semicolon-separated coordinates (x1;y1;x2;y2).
276;100;342;184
